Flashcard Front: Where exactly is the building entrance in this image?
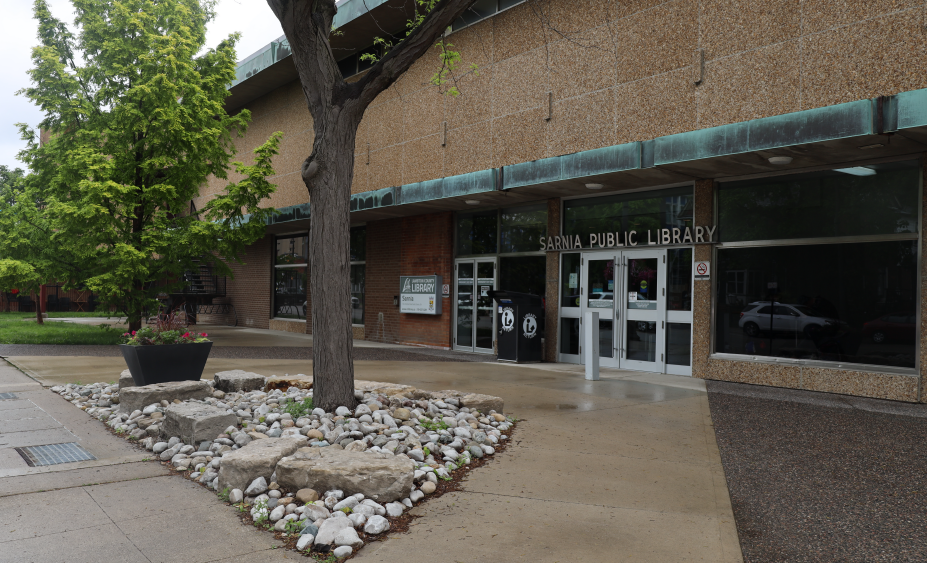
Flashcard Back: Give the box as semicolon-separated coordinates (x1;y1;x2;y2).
560;248;693;375
454;258;496;354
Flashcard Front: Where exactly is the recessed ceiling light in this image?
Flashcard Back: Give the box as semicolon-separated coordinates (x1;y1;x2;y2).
835;166;877;177
585;183;603;190
858;143;885;150
465;199;481;205
768;156;792;165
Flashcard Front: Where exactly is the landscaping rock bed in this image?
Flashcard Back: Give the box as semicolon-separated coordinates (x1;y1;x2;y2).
51;372;515;560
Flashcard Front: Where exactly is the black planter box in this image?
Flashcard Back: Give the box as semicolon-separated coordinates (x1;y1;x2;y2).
120;342;213;386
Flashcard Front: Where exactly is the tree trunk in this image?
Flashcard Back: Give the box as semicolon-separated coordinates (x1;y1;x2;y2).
129;319;141;332
306;114;358;412
35;297;43;325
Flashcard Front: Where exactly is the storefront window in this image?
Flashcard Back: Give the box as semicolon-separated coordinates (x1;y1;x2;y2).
351;226;366;325
274;235;308;319
560;253;581;308
563;187;692;242
457;211;498;255
500;205;547;253
274;267;307;319
667;248;692;311
718;161;919;242
714;240;917;368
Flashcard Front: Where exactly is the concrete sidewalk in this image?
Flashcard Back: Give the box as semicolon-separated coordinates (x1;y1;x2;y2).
0;354;742;562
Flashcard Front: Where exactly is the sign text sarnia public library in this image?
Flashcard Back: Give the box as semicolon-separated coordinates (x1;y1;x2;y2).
540;226;717;251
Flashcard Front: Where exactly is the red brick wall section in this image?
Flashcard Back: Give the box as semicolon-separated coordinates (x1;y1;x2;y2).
365;218;402;343
398;212;454;348
226;234;272;329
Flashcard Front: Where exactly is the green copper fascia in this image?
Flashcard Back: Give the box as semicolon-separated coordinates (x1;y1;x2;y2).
333;0;392;28
653;99;877;165
501;143;641;190
895;87;927;130
400;169;496;205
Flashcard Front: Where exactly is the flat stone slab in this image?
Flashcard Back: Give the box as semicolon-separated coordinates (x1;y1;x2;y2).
264;375;313;392
118;370;134;390
354;380;416;397
431;390;503;414
276;447;414;503
216;437;307;492
214;370;266;393
119;380;212;413
160;402;238;445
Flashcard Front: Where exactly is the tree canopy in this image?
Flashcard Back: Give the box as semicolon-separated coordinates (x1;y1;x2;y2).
17;0;282;329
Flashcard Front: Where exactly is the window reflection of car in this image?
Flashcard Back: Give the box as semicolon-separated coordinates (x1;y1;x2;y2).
739;302;842;338
588;292;613;308
862;313;915;343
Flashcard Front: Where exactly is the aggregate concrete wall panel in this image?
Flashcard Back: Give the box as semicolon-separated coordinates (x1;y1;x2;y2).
402;134;445;185
492;108;549;168
491;49;549;118
492;2;547;60
445;121;493;177
548;27;616;101
366;97;404;151
546;0;612;34
369;147;403;191
799;9;927;109
801;368;919;402
403;87;446;142
800;0;922;35
698;0;801;60
550;88;615;156
615;0;696;84
697;40;802;130
351;150;368;194
614;67;696;144
446;70;494;131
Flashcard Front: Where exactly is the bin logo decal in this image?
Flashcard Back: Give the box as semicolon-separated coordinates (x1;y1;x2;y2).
522;313;538;339
501;307;515;332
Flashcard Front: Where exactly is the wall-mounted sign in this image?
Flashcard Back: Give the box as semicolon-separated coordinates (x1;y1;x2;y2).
400;275;442;315
540;226;717;251
695;261;710;281
442;283;450;297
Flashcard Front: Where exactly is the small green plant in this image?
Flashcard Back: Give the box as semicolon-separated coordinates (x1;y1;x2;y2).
259;416;265;423
199;467;206;473
141;457;151;462
422;447;430;457
236;502;249;513
252;500;269;526
284;396;314;419
419;417;449;432
115;428;125;434
438;473;452;481
218;487;231;502
339;506;352;514
283;519;302;535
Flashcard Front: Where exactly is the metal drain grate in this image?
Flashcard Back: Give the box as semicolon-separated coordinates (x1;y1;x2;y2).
0;393;17;400
15;443;96;467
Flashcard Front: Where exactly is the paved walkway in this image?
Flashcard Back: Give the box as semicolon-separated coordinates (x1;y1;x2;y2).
0;332;742;562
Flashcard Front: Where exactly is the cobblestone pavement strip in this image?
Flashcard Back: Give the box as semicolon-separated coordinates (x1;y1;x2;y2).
708;380;927;563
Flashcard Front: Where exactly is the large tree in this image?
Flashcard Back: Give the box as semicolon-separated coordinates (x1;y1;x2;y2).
18;0;282;331
266;0;478;411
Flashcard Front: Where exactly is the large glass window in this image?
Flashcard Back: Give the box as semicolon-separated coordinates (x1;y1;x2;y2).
500;205;547;253
351;226;366;325
718;161;919;242
274;234;307;319
457;211;499;256
715;240;917;368
563;187;693;243
560;253;581;308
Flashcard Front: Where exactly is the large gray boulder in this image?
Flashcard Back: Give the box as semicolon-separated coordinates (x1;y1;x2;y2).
118;370;135;390
459;393;504;414
216;437;307;492
276;447;414;503
214;370;266;393
119;380;211;413
160;403;238;445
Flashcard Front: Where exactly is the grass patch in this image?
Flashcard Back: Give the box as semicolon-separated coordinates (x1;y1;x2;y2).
0;316;124;345
0;311;125;319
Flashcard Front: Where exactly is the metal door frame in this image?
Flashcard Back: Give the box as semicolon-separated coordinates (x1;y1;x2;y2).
580;251;621;368
453;257;497;354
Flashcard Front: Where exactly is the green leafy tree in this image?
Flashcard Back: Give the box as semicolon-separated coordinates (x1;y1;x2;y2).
17;0;282;331
265;0;479;411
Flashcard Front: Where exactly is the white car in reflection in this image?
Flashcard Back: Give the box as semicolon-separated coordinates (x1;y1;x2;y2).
739;302;842;338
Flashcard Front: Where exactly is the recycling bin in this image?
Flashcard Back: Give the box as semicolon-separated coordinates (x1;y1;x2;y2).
487;290;543;363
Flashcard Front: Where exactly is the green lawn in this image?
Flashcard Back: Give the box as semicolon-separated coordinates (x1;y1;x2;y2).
0;311;125;319
0;313;125;345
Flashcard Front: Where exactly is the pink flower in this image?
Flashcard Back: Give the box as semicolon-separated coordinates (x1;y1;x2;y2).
131;331;136;336
200;333;208;337
182;332;190;338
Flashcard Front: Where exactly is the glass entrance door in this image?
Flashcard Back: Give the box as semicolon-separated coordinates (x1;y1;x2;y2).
454;259;496;354
621;250;666;372
580;252;620;367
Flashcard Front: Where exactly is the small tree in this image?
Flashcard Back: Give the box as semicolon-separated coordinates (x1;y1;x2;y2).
266;0;479;411
18;0;282;331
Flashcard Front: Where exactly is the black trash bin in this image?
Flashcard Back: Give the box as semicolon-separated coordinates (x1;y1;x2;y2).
487;290;543;363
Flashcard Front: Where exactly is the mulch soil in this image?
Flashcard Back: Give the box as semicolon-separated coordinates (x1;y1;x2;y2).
707;381;927;563
0;344;495;362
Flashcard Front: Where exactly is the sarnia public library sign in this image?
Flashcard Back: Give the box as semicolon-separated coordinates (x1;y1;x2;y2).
540;226;717;251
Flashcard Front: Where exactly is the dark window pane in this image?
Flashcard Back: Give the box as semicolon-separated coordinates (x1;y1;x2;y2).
500;204;547;253
351;226;366;261
560;253;581;308
498;0;521;9
350;264;365;325
668;248;692;311
337;55;357;78
627;320;656;361
563;187;693;244
499;255;546;332
718;160;919;242
560;317;579;355
274;268;306;319
715;241;918;368
456;262;474;347
276;236;308;265
457;211;498;255
667;323;692;366
456;0;496;27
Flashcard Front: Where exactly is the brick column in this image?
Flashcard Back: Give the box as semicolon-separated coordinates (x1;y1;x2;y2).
365;218;402;343
691;179;715;379
545;197;561;362
398;212;454;348
226;234;273;329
